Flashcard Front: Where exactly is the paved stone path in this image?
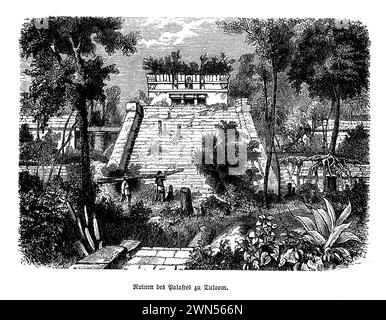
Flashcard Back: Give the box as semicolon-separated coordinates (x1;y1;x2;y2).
122;247;193;270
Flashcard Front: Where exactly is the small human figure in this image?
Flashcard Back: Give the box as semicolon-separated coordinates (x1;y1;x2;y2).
165;185;174;202
121;179;131;204
154;171;166;202
284;183;294;200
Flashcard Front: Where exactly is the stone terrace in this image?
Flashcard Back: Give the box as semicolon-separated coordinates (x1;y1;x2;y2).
70;240;193;270
122;247;193;270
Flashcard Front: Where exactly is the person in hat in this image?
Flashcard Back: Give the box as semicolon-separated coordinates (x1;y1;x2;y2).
154;171;166;202
121;178;131;204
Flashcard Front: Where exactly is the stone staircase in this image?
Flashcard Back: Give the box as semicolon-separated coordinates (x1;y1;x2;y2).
108;103;277;198
129;104;238;197
107;103;143;169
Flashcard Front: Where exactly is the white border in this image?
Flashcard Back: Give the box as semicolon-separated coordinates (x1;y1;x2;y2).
1;0;385;300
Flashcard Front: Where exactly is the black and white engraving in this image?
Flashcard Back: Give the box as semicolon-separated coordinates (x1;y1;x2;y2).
19;17;370;271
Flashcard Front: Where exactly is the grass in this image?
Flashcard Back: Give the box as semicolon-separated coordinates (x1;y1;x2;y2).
95;178;369;270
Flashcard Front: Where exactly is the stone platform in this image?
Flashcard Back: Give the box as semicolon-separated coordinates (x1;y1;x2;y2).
70;241;193;270
122;247;193;270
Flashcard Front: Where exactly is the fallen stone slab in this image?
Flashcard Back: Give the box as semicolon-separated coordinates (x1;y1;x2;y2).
77;246;126;268
119;240;141;254
188;226;215;248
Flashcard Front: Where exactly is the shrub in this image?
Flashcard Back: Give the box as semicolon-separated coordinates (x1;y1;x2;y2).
237;214;280;270
349;179;369;217
293;198;362;265
297;182;321;204
143;50;234;75
60;147;108;165
186;240;243;270
19;172;79;265
19;127;60;166
101;163;141;178
325;179;369;218
19;171;43;194
337;124;369;163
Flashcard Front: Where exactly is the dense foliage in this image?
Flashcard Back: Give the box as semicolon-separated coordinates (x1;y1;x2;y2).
337;124;369;163
19;172;81;265
20;17;140;212
19;125;60;166
143;50;234;74
288;18;370;154
187;198;363;270
229;54;260;98
89;85;123;127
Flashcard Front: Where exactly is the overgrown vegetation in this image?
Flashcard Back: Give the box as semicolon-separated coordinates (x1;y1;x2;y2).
19;18;369;270
337;124;369;163
143;50;234;74
19;172;81;266
187;198;364;270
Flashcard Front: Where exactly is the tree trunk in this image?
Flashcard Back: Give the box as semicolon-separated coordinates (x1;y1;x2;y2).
273;138;281;198
78;99;95;216
330;85;340;155
263;69;278;209
43;111;75;189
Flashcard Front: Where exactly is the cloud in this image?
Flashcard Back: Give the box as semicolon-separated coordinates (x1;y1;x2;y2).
139;18;217;48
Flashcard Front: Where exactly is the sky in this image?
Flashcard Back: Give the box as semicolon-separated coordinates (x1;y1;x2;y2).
19;17;255;113
99;17;255;110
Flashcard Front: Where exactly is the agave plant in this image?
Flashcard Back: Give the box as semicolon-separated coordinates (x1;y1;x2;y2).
294;198;362;264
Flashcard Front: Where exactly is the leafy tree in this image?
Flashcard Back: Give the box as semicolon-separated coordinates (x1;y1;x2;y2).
19;124;35;165
218;18;298;207
199;52;234;74
129;89;153;105
337;124;369;163
278;86;331;151
229;53;259;98
340;90;370;121
20;17;140;213
19;172;81;265
194;121;244;192
19;123;61;171
143;50;234;74
288;19;370;154
90;85;122;126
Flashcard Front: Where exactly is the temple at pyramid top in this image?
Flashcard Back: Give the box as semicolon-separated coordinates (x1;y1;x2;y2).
146;74;230;106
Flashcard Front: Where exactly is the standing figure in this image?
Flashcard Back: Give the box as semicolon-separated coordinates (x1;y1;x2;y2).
165;185;174;202
154;171;166;202
121;179;131;204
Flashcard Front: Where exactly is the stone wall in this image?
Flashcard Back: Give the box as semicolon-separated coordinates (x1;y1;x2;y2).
19;115;77;150
313;120;370;148
19;165;70;182
280;161;370;192
147;74;229;105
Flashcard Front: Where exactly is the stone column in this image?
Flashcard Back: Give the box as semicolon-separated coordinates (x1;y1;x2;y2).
94;131;104;151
